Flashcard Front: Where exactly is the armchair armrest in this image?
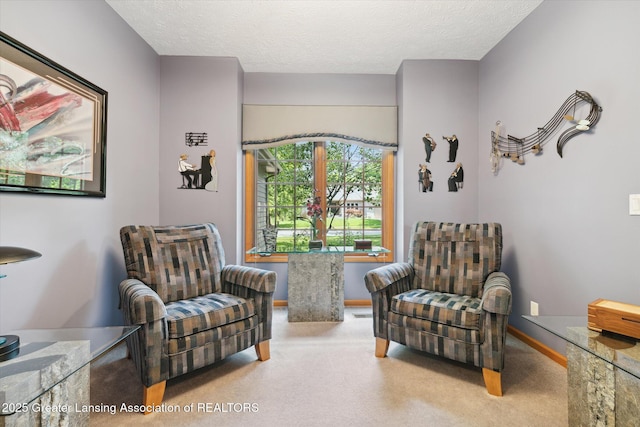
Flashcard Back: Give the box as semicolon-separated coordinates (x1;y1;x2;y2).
221;265;276;294
119;279;167;325
480;272;512;315
364;262;413;293
221;265;276;342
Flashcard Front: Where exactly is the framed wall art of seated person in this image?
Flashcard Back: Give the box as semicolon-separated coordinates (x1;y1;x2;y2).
119;223;276;413
364;222;512;396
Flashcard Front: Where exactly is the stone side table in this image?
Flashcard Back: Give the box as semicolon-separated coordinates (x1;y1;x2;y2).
0;341;90;427
566;327;640;427
524;316;640;427
287;252;344;322
0;327;138;426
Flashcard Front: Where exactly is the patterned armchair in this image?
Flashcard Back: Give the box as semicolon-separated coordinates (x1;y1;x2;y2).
364;222;512;396
119;223;276;411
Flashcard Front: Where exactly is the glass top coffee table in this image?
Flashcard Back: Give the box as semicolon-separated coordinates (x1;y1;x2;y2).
0;326;138;416
523;315;640;380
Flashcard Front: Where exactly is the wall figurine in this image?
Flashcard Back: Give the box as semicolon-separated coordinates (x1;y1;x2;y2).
443;134;459;162
448;163;464;192
177;146;218;191
204;149;218;192
422;133;436;163
178;154;201;189
418;164;433;192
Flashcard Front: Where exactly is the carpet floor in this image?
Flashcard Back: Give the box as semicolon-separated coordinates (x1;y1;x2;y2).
90;307;568;426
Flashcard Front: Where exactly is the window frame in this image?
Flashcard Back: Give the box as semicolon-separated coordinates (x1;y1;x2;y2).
244;142;394;263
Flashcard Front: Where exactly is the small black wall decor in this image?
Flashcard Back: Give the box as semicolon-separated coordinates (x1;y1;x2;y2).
422;133;436;163
418;163;433;193
185;132;208;146
443;134;459;162
448;163;464;192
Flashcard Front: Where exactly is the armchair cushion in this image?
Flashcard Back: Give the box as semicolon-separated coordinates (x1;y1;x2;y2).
165;293;255;338
387;313;483;344
120;224;225;303
391;290;482;330
410;222;502;298
168;317;258;354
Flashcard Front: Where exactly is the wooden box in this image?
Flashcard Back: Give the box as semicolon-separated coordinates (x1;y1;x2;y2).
354;240;372;250
588;298;640;340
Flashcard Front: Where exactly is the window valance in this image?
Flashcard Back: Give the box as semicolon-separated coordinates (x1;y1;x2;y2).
242;104;398;151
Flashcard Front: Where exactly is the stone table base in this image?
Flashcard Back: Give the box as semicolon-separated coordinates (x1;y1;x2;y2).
287;252;344;322
0;341;90;427
567;331;640;426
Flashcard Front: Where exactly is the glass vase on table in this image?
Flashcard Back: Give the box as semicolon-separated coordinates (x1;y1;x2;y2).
309;217;324;250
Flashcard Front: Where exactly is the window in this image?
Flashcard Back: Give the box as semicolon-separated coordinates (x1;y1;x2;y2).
244;140;394;262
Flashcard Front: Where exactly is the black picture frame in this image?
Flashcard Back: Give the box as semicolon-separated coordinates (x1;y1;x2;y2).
0;31;108;197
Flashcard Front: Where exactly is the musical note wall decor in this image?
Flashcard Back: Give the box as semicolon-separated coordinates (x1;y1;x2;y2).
490;90;602;174
185;132;208;147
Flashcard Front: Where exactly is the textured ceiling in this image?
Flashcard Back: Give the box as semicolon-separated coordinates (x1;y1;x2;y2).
106;0;543;74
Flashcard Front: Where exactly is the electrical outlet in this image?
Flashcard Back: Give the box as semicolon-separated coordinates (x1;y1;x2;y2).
530;301;539;316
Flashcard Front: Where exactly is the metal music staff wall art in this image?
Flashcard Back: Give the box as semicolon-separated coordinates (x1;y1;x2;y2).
490;90;602;174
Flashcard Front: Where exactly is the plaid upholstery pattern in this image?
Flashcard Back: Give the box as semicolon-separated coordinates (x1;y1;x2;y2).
409;222;502;298
481;272;512;315
365;221;511;372
169;327;259;376
119;278;168;324
387;312;483;344
165;293;255;338
364;262;413;293
167;316;258;354
392;290;482;329
120;223;225;303
118;223;276;389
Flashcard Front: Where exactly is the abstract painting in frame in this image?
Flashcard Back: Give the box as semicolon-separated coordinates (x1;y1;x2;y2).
0;31;107;197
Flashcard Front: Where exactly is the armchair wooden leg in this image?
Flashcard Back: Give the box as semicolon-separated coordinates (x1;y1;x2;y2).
143;381;166;414
255;340;270;361
482;368;503;396
375;337;389;358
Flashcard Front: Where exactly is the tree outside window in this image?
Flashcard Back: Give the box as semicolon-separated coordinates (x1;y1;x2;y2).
246;140;394;262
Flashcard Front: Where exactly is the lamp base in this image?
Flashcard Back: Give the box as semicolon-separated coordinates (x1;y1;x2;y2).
0;335;20;362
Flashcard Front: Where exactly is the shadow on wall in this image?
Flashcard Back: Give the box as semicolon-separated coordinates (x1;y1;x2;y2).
28;240;123;328
63;244;125;327
27;241;97;328
500;247;520;322
64;245;125;327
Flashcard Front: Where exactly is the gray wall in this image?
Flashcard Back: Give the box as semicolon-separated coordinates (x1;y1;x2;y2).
478;0;640;352
159;56;244;263
243;72;397;301
0;0;160;330
397;60;480;260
